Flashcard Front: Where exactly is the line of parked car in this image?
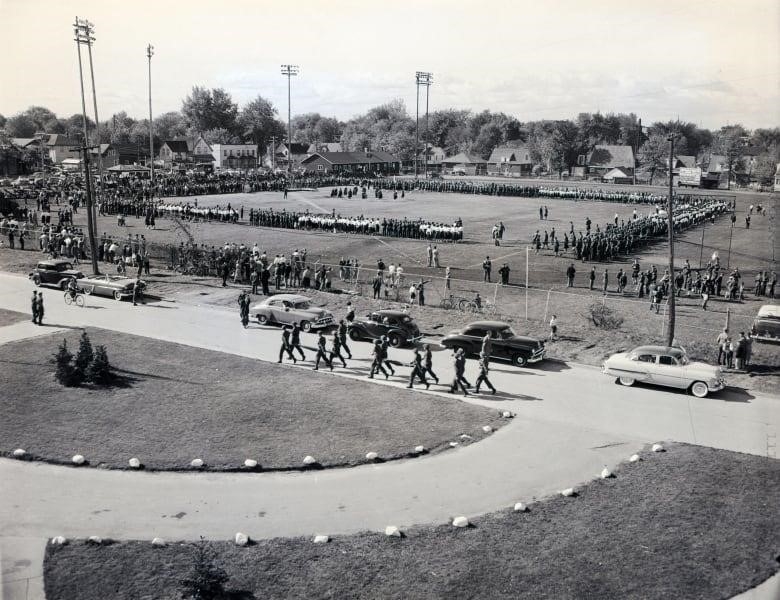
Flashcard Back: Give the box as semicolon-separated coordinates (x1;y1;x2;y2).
29;258;144;301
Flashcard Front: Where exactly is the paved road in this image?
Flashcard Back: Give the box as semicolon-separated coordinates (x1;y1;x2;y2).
0;271;777;599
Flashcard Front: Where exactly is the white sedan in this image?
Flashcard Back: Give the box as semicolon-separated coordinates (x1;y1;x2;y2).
602;345;725;398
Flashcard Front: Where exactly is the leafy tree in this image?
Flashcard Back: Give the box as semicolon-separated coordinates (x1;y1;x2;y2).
180;541;230;600
85;345;111;385
238;96;286;151
752;154;778;184
5;113;36;137
154;111;189;141
427;109;471;153
711;125;747;190
74;331;94;381
182;86;238;135
639;133;671;184
471;122;503;159
53;339;76;387
749;128;780;158
290;113;342;144
24;106;59;132
0;113;6;129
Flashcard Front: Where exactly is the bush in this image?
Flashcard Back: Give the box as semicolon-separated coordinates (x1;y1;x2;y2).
74;332;94;376
180;541;230;600
587;302;624;330
85;345;112;385
53;339;77;387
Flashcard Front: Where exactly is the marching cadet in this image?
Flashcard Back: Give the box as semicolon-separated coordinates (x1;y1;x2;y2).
278;327;297;364
313;330;333;371
31;291;38;323
337;319;353;359
330;332;348;368
368;339;389;379
380;335;396;376
345;301;355;324
423;344;439;384
449;348;469;395
407;348;430;389
237;290;250;328
474;351;496;395
290;322;306;361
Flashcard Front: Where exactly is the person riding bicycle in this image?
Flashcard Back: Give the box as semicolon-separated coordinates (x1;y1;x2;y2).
474;292;482;310
66;277;79;300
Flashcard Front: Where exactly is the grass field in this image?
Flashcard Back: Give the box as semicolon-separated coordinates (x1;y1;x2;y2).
43;443;780;600
0;327;504;471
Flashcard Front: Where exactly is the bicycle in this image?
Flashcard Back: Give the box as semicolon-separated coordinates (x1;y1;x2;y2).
63;291;85;307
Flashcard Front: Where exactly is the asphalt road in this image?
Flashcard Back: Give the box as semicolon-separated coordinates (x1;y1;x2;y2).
0;271;777;600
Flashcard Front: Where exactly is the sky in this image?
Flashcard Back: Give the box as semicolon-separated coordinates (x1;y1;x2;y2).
1;0;779;130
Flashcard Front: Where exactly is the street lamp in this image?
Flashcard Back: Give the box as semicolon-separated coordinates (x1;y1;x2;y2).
415;71;433;178
147;44;155;187
280;64;299;176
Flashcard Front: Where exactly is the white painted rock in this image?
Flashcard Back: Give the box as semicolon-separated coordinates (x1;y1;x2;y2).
629;454;641;463
601;468;612;479
128;458;141;469
234;532;249;546
151;537;166;547
561;488;576;497
414;445;426;453
449;441;459;448
313;535;329;544
384;525;402;537
51;536;67;545
502;411;513;418
72;454;85;465
244;459;258;468
88;535;103;544
514;502;528;512
452;516;469;528
366;452;378;460
460;434;472;440
12;448;26;458
190;458;204;468
652;443;665;453
303;455;317;465
482;425;493;433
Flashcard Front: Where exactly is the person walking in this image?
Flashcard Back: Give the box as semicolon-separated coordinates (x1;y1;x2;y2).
330;332;348;368
380;335;396;376
313;331;333;371
290;322;306;361
132;278;144;306
716;329;729;365
483;256;492;282
278;327;297;363
449;348;469;396
368;340;389;379
237;291;250;328
589;267;596;290
422;344;439;384
474;352;496;395
35;291;44;325
549;315;558;341
566;263;576;288
337;319;352;359
407;348;430;389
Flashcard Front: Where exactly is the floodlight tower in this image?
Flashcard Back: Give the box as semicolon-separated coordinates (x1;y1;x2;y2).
147;44;155;187
415;71;433;178
281;64;299;175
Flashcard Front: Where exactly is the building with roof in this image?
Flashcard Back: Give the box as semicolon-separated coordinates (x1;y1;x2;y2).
46;134;80;164
307;142;343;154
585;145;635;177
11;138;39;149
441;152;487;176
158;136;213;169
601;167;634;184
487;146;534;176
211;144;258;169
266;142;310;170
300;151;400;175
89;143;118;168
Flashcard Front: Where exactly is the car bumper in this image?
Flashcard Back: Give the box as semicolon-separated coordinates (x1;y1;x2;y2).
708;379;726;392
527;349;546;363
311;319;335;329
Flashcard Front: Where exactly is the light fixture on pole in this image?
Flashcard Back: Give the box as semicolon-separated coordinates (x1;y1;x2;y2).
280;64;299;176
414;71;433;178
147;44;155;187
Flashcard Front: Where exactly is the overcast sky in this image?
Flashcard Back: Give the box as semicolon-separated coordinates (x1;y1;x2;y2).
1;0;778;129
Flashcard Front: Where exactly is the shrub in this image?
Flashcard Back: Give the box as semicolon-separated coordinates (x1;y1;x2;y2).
85;345;112;385
53;339;77;387
180;541;229;600
73;332;94;385
587;302;624;330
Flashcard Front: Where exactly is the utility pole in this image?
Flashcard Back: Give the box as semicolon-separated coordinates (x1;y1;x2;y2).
78;19;103;222
147;44;155;188
73;16;99;276
666;132;676;346
270;136;276;171
280;64;299;175
415;74;420;178
415;71;432;178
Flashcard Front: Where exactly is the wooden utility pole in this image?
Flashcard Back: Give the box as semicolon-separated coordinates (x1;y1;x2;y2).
280;65;298;175
666;133;676;346
147;44;155;187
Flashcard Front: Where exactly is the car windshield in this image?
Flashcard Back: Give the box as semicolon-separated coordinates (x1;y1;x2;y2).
498;327;515;339
56;263;73;272
293;301;310;309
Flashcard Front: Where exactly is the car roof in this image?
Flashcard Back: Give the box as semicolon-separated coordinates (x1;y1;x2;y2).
756;305;780;319
631;345;685;357
39;259;71;266
465;321;511;330
266;294;310;302
374;310;408;317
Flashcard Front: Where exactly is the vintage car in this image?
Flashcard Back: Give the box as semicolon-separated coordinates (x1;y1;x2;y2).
602;345;725;398
440;321;545;367
78;274;145;301
348;309;422;347
751;305;780;343
250;294;334;331
29;259;84;289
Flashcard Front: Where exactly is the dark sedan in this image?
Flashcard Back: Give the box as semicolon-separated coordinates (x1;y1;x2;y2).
29;259;84;289
440;321;545;367
348;310;422;347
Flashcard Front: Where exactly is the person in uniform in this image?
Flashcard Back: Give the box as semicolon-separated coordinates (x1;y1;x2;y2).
330;332;348;368
474;351;496;394
345;301;355;324
449;348;469;395
35;292;44;325
237;291;250;328
290;322;306;361
132;278;144;306
313;331;333;371
278;327;297;363
407;348;430;389
422;344;439;384
31;291;38;323
368;340;389;379
380;335;396;376
337;319;352;359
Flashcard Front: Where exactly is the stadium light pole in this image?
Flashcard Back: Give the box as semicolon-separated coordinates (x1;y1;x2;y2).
666;132;677;346
415;71;432;178
78;19;103;213
147;44;155;188
281;64;299;176
73;16;99;276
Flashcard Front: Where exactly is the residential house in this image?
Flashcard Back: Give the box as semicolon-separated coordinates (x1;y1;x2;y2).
89;143;119;169
46;134;81;164
441;152;487;176
412;146;447;173
701;154;729;188
158;136;214;169
487;146;533;176
584;145;635;177
307;142;343;154
268;142;310;171
211;144;259;169
299;151;400;175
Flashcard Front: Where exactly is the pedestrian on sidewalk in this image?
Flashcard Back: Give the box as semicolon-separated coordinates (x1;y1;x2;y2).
407;348;430;389
278;327;297;364
474;352;496;395
449;348;469;396
237;290;250;327
31;291;38;324
313;331;333;371
290;322;306;361
549;315;558;341
368;340;389;379
337;320;352;359
330;332;348;368
35;291;44;325
423;344;439;384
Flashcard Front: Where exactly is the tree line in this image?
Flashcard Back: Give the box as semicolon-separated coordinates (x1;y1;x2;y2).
1;86;778;183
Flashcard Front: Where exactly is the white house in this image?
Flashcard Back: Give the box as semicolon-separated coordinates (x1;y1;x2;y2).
211;144;259;169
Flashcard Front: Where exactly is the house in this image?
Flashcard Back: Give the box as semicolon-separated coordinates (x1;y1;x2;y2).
307;142;343;154
46;134;80;164
11;138;40;150
112;143;151;166
299;151;400;175
414;146;447;173
89;143;119;169
158;136;214;169
158;140;189;167
487;146;533;176
211;144;258;169
441;152;487;176
699;154;729;188
585;145;635;177
266;142;310;170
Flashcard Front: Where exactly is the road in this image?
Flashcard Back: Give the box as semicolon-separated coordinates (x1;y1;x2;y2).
0;271;777;600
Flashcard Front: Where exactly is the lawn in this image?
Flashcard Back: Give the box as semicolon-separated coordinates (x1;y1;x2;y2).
0;327;504;470
43;443;780;600
0;307;28;327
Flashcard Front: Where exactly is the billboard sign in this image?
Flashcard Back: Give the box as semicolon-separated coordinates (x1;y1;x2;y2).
679;167;702;187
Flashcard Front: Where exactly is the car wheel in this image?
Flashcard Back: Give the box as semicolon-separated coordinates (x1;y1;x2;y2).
691;381;709;398
388;332;403;348
113;290;122;301
511;353;527;367
33;275;41;287
618;376;635;386
257;314;269;325
348;328;361;341
300;320;312;332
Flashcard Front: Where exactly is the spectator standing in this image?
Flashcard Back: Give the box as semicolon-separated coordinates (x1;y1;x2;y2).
716;329;729;365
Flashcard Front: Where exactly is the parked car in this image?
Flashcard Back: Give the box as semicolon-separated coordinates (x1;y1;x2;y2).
29;259;84;289
250;294;334;331
78;274;145;301
440;321;545;367
348;310;422;347
751;305;780;343
602;345;725;398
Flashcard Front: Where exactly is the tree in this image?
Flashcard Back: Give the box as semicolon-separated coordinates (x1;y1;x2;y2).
752;154;778;185
154;111;188;141
471;122;503;159
238;96;286;151
5;113;36;137
0;113;6;129
182;86;238;135
74;331;94;383
180;541;230;600
427;109;471;153
53;339;76;387
639;133;671;184
203;128;239;145
85;345;111;385
711;125;747;190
